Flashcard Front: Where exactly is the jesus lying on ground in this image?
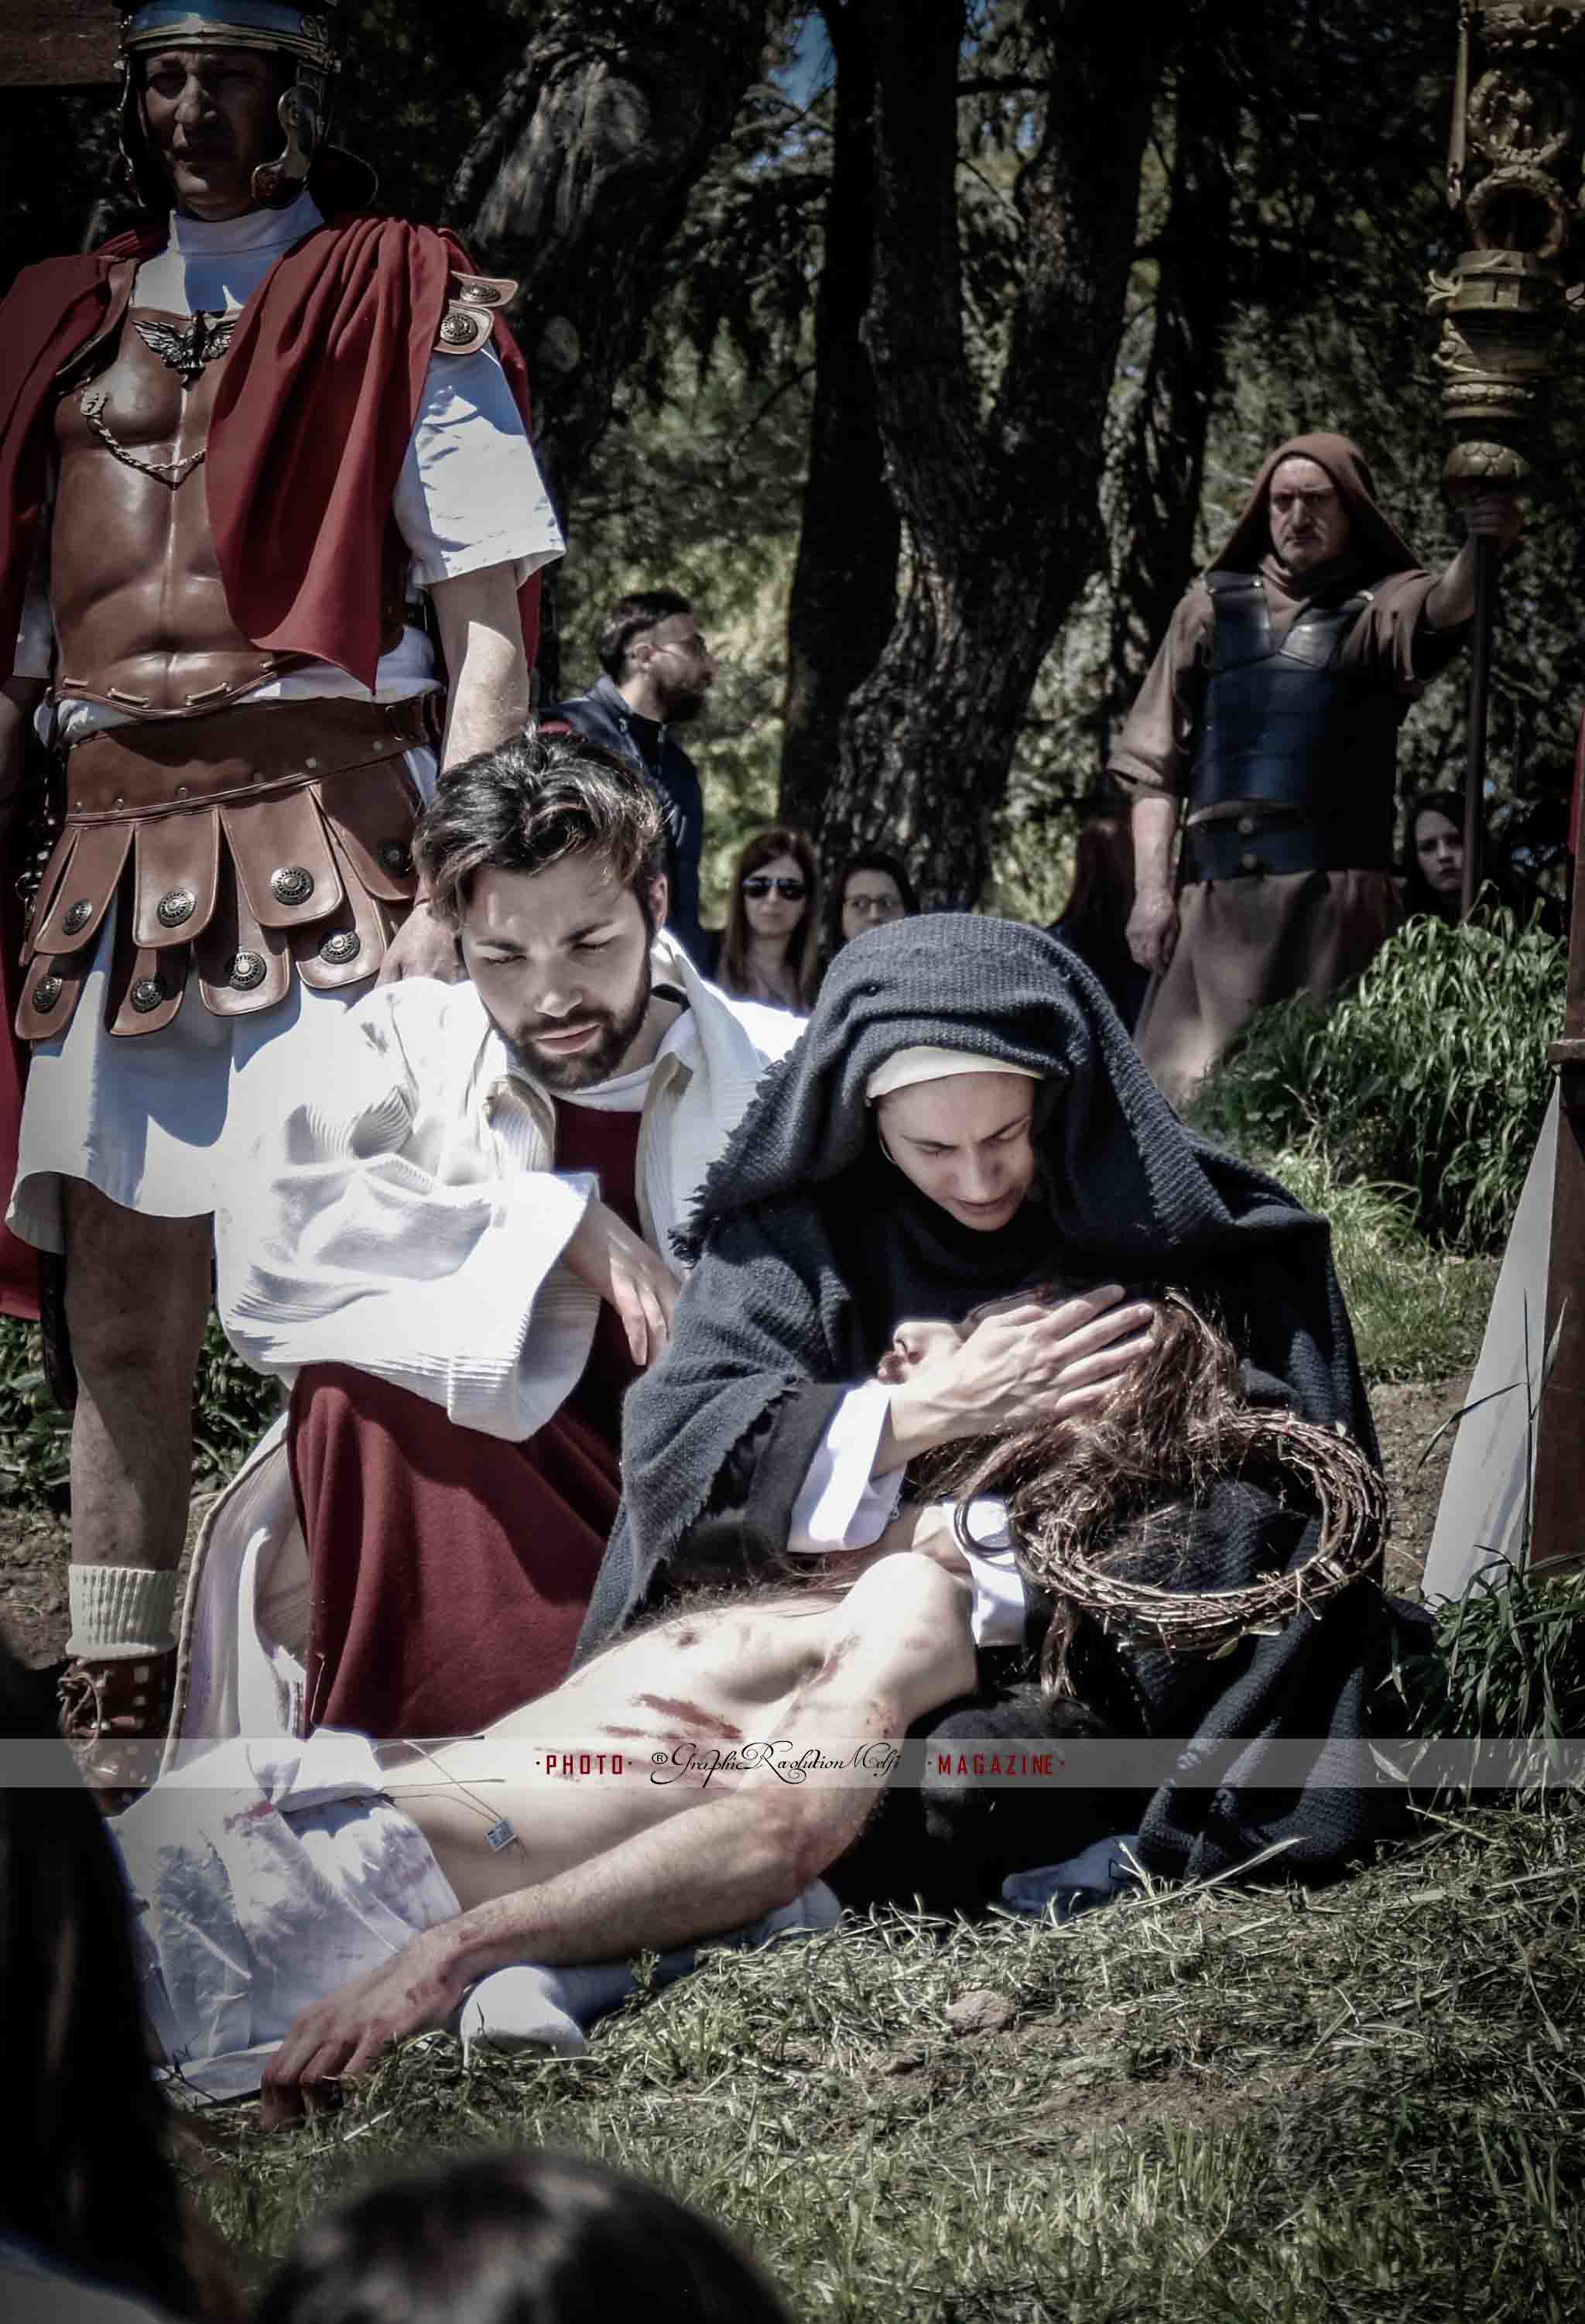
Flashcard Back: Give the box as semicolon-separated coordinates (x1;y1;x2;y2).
111;1288;1381;2127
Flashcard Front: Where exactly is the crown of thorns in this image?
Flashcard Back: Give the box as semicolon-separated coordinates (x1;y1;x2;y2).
1026;1409;1388;1692
940;1294;1390;1694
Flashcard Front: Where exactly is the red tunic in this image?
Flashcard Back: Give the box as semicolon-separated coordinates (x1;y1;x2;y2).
293;1107;644;1739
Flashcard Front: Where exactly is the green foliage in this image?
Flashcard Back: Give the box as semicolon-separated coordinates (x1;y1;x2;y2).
1186;910;1566;1253
1397;1559;1585;1752
1266;1140;1496;1384
0;1315;279;1508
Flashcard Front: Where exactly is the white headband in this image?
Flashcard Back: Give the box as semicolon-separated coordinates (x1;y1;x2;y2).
864;1045;1042;1102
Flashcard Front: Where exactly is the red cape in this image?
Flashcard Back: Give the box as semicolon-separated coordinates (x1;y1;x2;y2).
0;213;543;1317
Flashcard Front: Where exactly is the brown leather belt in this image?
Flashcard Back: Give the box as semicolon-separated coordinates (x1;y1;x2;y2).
19;696;427;1043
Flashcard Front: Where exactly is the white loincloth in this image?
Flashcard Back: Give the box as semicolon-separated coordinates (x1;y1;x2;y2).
111;1731;460;2082
113;1728;842;2103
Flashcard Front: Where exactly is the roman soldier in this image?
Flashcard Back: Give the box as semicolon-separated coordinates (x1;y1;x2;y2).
1113;432;1520;1109
0;1;563;1779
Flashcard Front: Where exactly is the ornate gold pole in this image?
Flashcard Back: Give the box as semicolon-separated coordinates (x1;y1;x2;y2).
1431;3;1585;1565
1429;0;1585;914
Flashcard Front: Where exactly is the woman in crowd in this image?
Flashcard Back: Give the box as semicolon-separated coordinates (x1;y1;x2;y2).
824;847;918;962
1401;789;1466;924
1049;802;1149;1030
0;1637;234;2324
714;827;821;1013
258;2148;790;2324
579;914;1412;1889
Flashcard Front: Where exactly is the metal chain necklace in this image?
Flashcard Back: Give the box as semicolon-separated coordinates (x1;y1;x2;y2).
74;310;237;492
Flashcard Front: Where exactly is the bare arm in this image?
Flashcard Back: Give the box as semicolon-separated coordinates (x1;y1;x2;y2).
1125;790;1181;972
378;563;531;984
259;1553;974;2123
1423;492;1523;631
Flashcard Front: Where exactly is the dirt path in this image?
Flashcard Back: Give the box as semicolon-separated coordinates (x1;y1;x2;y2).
0;1374;1468;1671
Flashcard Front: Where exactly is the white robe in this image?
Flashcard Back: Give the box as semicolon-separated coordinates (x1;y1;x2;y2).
167;942;799;1759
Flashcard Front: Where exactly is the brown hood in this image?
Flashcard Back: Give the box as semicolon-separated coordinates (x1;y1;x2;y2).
1210;430;1419;581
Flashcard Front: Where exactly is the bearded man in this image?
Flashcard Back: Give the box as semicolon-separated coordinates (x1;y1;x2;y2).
194;729;800;1745
1114;432;1521;1108
0;3;563;1777
547;591;717;968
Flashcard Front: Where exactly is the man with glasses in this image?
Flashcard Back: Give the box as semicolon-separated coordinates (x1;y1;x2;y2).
548;590;717;968
1114;432;1520;1106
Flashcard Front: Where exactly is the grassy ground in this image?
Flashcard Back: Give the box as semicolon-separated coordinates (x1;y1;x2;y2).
0;1110;1538;2315
190;1794;1585;2321
1263;1140;1498;1386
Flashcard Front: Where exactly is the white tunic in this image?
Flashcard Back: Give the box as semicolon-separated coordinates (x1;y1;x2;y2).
8;192;564;1249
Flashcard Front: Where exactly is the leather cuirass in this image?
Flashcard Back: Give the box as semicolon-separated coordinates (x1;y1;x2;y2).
50;306;304;718
1183;571;1400;882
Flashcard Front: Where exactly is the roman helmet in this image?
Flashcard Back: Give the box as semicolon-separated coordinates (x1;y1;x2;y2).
118;2;378;212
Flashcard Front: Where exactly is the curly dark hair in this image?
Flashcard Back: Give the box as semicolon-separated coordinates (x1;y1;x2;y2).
415;725;668;931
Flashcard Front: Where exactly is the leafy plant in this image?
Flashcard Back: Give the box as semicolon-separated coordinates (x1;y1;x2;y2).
1265;1140;1496;1383
1186;909;1566;1253
0;1314;280;1508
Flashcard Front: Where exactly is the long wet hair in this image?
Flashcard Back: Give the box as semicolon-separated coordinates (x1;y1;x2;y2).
924;1294;1241;1575
0;1635;219;2318
257;2147;791;2324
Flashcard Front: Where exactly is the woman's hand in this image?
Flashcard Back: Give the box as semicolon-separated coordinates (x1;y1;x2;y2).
879;1284;1155;1466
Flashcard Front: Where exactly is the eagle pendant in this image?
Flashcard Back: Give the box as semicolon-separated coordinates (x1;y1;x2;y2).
134;310;237;389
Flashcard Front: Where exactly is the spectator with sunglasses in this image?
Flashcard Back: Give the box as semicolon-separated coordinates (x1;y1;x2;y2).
715;829;821;1014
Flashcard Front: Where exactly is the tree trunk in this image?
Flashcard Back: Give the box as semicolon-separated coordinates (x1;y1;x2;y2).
777;2;899;836
823;0;1165;907
443;0;770;691
1103;37;1238;754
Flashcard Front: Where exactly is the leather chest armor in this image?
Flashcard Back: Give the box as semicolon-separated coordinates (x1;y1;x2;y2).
1182;571;1402;883
17;276;425;1044
51;302;307;718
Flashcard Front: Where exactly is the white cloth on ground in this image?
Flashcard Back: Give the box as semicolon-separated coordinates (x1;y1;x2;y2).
787;1377;1028;1646
8;190;563;1245
112;1730;460;2073
114;1729;841;2100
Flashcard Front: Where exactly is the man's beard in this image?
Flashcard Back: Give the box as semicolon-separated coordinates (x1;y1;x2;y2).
499;960;653;1093
656;680;707;725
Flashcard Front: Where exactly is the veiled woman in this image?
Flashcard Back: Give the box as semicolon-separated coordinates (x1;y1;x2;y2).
579;916;1412;1887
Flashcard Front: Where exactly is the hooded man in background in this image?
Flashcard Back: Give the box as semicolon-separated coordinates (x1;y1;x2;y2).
1114;431;1520;1108
0;1;563;1777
